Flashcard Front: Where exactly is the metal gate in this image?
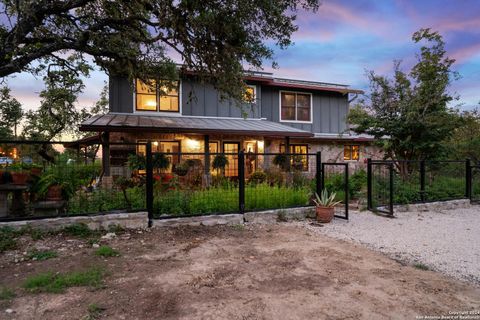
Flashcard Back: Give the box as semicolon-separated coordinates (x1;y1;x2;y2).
367;160;394;216
320;163;349;220
469;165;480;204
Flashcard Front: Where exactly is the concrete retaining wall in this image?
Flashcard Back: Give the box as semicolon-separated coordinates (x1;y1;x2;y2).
0;212;148;231
244;206;315;224
153;214;244;227
394;199;471;212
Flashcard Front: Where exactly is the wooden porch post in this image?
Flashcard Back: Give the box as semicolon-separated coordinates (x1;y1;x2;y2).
101;132;110;177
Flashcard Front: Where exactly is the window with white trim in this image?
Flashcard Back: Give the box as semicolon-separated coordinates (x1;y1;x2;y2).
135;79;180;112
280;91;312;122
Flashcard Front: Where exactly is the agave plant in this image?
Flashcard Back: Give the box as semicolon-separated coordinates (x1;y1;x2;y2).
313;189;342;208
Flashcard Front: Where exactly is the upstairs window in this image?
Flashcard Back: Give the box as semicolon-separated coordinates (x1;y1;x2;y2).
280;91;312;122
135;79;180;112
344;145;360;161
244;85;256;103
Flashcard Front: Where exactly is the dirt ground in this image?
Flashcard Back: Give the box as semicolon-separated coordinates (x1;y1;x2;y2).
0;223;479;320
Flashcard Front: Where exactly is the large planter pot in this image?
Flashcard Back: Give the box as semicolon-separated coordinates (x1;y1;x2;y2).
46;184;63;201
30;167;42;176
316;206;334;223
11;172;29;185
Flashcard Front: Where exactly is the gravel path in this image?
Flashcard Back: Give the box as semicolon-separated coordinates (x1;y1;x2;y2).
299;207;480;285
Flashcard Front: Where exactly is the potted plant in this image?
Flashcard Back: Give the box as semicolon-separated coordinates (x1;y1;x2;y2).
153;153;170;172
127;154;146;175
29;163;43;176
173;161;190;176
212;154;228;171
9;163;29;185
313;189;341;223
36;170;74;201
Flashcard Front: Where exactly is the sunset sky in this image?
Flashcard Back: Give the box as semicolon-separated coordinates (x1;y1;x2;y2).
5;0;480;112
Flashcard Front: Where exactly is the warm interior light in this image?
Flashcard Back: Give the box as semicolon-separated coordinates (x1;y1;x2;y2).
186;139;200;151
146;100;157;107
153;141;159;147
257;140;264;153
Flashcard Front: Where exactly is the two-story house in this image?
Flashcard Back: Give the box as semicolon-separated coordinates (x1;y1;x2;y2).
78;71;379;178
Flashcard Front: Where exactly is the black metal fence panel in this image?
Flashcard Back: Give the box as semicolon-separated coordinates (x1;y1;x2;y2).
0;141;146;222
1;140;358;222
367;159;471;216
321;163;349;220
367;160;394;216
470;166;480;204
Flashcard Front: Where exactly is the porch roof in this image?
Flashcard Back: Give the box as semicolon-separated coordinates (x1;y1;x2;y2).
80;114;314;138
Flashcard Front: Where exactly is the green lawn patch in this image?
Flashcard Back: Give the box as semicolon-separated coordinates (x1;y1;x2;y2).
23;267;105;293
27;249;58;261
63;223;100;239
95;246;120;257
0;287;15;300
0;227;17;253
413;263;430;271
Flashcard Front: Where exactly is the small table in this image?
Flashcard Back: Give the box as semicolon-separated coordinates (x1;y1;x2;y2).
0;184;28;217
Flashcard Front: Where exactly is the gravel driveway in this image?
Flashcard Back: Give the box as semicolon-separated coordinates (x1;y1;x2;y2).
300;206;480;284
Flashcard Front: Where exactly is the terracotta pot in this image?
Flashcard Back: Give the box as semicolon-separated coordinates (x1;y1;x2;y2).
30;167;42;176
46;184;63;201
316;206;334;223
11;172;29;185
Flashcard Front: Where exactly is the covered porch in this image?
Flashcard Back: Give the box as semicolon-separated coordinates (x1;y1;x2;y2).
78;114;314;180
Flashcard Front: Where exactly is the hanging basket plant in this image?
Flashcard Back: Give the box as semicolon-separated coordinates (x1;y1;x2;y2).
273;154;289;171
212;154;229;170
152;153;170;171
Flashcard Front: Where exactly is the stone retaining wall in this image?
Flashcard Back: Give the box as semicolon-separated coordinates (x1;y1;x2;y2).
394;199;471;212
244;206;315;224
153;214;244;228
0;212;148;231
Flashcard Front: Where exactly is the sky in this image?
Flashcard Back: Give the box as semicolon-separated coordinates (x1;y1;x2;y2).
4;0;480;112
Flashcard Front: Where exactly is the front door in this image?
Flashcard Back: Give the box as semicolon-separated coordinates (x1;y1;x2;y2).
223;142;240;177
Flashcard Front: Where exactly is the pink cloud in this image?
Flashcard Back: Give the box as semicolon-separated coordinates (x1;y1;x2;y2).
450;43;480;64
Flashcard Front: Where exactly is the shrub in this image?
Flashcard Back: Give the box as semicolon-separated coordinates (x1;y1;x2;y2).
95;246;120;257
63;223;98;239
264;167;284;186
0;227;17;253
249;171;267;185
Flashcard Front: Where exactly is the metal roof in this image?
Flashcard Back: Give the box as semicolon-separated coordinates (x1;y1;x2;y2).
80;114;314;138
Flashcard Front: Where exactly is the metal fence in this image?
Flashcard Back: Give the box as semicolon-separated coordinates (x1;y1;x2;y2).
2;140;355;224
0;140;146;222
367;159;471;216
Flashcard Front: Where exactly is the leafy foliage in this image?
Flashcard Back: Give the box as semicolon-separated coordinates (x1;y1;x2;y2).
348;29;461;175
0;0;319;104
0;86;23;138
95;246;120;257
448;109;480;164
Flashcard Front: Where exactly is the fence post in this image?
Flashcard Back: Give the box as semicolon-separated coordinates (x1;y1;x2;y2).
367;158;372;210
238;150;245;214
389;163;394;216
344;164;349;220
145;141;153;227
466;159;471;199
420;160;426;202
316;151;322;195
